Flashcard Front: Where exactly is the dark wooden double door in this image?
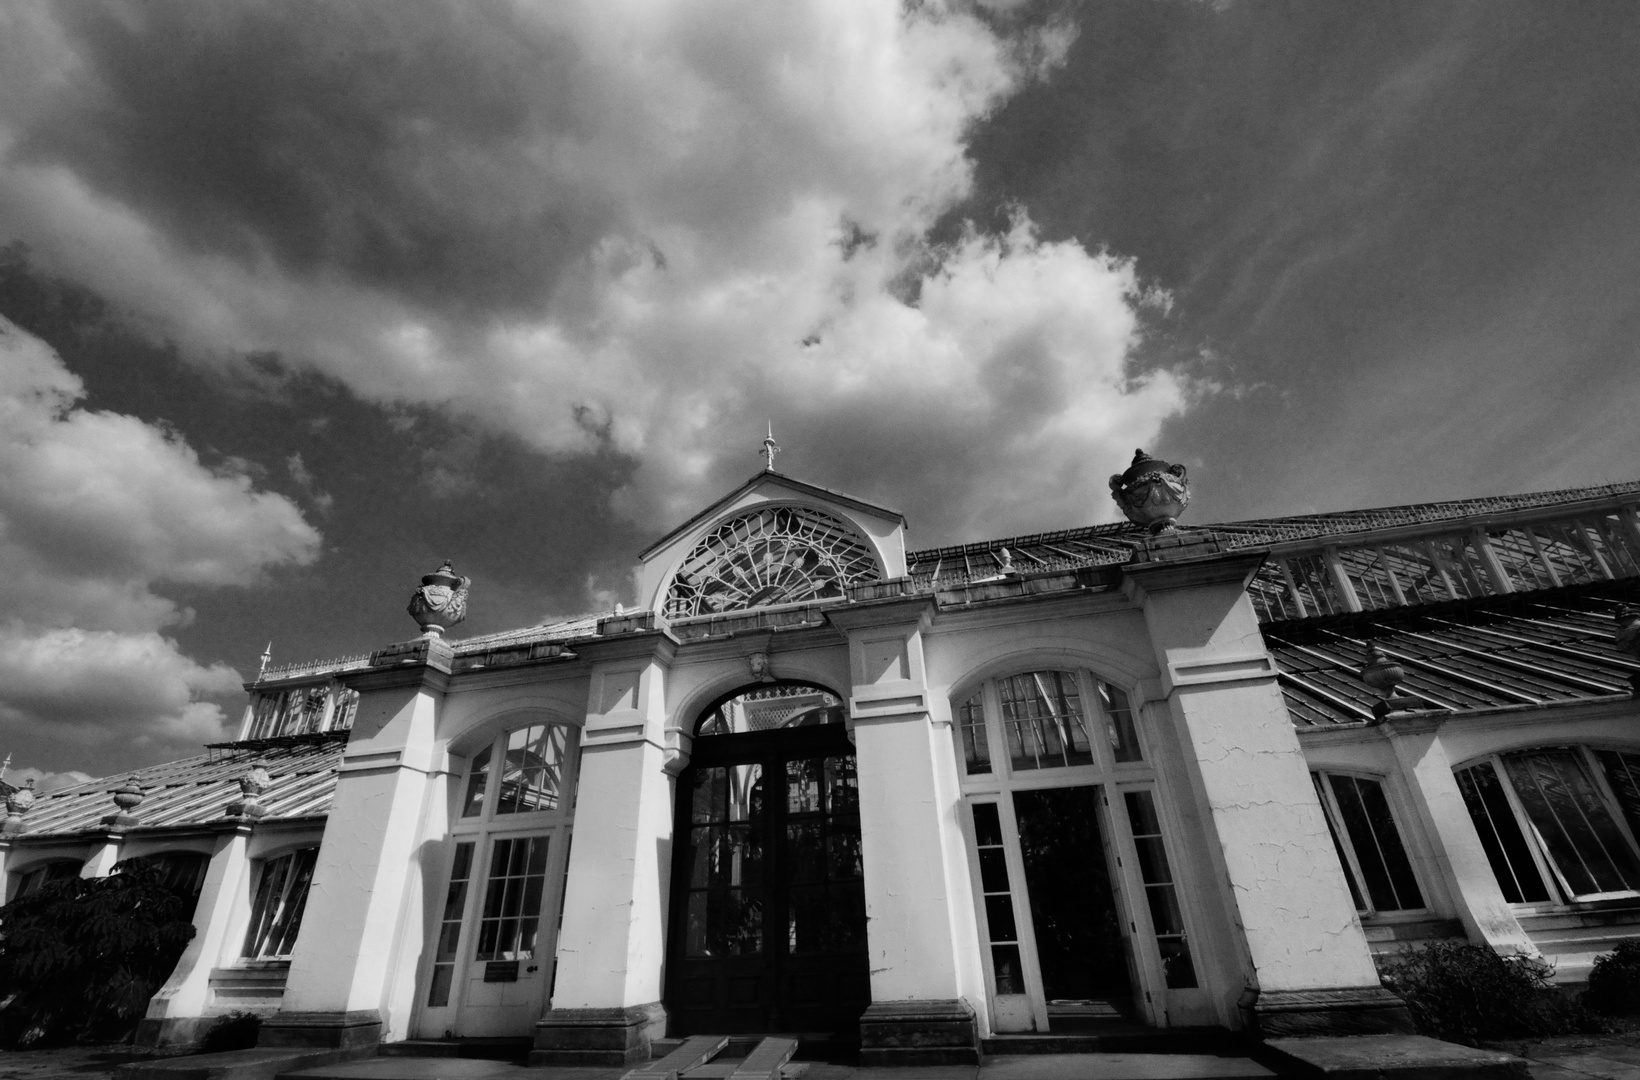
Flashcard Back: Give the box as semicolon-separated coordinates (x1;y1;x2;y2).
666;725;870;1039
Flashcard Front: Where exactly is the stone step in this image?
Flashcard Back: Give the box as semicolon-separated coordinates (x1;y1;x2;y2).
377;1039;531;1061
982;1026;1244;1056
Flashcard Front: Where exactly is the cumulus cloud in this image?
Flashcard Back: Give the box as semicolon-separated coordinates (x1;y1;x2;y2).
0;317;320;763
0;0;1191;543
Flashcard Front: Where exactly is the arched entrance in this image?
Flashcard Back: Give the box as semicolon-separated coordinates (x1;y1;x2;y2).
665;683;869;1043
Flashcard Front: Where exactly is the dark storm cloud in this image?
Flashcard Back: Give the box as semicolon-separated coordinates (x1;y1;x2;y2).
25;1;610;318
962;0;1640;518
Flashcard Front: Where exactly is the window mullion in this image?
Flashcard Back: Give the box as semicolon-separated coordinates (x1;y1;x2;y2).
1593;749;1640;863
1078;670;1114;773
1319;774;1375;915
995;792;1050;1032
1494;755;1570;904
983;679;1010;780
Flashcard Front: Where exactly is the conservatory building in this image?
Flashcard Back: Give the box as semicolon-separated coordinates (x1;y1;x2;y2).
4;467;1640;1065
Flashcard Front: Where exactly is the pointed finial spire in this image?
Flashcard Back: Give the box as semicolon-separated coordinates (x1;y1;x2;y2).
0;753;9;781
760;422;781;472
259;642;273;674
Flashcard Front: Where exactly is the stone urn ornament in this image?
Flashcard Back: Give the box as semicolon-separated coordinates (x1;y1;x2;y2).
2;778;36;836
1359;646;1421;721
408;560;471;637
225;761;272;820
1109;449;1191;533
1614;606;1640;695
103;779;145;829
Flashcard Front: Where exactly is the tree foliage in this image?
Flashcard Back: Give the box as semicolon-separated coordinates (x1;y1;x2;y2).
0;860;197;1047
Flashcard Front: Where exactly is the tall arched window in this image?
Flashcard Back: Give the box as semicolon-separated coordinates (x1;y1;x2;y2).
420;721;579;1038
954;668;1205;1033
1456;745;1640;904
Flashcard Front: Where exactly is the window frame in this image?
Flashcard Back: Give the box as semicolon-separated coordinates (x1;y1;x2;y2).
954;668;1148;783
241;846;320;961
417;719;580;1032
953;666;1210;1032
1456;744;1640;908
1311;770;1429;918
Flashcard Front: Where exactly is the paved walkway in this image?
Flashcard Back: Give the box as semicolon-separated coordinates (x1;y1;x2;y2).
283;1056;1276;1080
1483;1033;1640;1080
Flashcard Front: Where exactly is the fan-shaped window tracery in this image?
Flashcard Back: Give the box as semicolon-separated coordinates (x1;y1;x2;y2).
664;506;878;619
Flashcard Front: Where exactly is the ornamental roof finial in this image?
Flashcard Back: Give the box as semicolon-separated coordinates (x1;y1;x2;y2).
760;422;781;472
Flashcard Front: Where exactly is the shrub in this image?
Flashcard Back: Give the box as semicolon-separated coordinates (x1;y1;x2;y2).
1585;940;1640;1017
199;1012;262;1053
0;860;197;1047
1377;940;1604;1045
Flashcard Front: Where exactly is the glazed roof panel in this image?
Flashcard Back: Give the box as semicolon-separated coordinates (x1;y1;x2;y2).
12;737;343;838
1268;582;1640;729
905;480;1640;575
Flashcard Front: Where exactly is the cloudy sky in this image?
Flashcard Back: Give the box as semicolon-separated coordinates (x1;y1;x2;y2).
0;0;1636;783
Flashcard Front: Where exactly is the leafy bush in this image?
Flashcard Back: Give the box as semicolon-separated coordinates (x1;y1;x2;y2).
0;860;197;1047
1377;940;1604;1045
199;1011;262;1053
1585;940;1640;1017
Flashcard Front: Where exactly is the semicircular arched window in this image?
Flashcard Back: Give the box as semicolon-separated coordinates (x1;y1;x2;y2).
664;505;879;619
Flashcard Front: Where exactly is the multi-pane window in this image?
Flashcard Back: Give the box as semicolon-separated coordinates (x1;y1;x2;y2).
957;668;1193;1032
497;725;568;814
7;860;81;902
1456;747;1640;904
245;683;358;740
958;670;1140;777
972;802;1025;995
474;836;551;962
426;841;475;1007
1312;773;1424;914
243;848;318;959
1124;790;1197;988
461;723;574;817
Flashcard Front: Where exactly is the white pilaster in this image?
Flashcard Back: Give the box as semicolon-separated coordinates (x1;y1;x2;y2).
552;643;675;1009
143;824;254;1037
82;833;122;877
1126;555;1395;1032
278;659;446;1039
836;605;976;1005
1386;726;1535;954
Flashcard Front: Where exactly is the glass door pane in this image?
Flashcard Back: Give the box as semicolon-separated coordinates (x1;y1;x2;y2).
1013;786;1134;1026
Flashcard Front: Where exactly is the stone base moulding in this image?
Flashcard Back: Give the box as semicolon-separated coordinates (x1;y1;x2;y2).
857;998;979;1067
530;1002;667;1067
256;1009;383;1049
1240;986;1414;1039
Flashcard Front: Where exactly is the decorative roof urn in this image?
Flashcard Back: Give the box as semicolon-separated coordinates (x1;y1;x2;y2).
1614;606;1640;696
408;560;471;638
225;761;272;820
102;780;145;829
3;778;36;836
1109;449;1191;534
1360;646;1420;721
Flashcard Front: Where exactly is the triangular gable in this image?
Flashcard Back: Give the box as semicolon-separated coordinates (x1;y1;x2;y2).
635;471;908;615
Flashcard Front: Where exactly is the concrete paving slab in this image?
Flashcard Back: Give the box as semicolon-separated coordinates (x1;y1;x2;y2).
1522;1067;1597;1080
283;1063;623;1080
1263;1035;1528;1080
1525;1056;1640;1080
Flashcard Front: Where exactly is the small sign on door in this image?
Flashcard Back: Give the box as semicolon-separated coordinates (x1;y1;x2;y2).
483;961;520;983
